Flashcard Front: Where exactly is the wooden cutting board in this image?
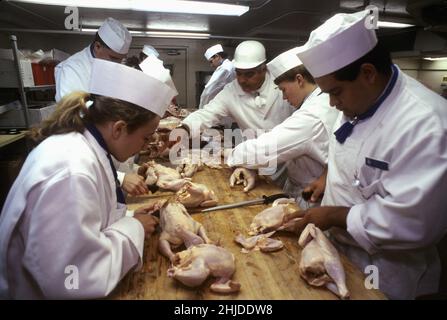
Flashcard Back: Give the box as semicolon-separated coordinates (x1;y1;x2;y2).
109;165;386;300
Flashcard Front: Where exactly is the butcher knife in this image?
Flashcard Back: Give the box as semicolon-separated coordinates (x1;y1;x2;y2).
201;193;289;213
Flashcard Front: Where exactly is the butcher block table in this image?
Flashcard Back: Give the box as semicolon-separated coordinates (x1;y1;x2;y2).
109;165;386;300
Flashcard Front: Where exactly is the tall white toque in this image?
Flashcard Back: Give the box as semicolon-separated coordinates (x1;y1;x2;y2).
89;58;177;117
204;44;224;60
297;10;378;78
267;46;305;80
97;17;132;55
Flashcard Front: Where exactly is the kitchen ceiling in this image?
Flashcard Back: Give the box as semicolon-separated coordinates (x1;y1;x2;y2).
0;0;445;48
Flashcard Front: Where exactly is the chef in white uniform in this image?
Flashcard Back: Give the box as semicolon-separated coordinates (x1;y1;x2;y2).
182;40;293;186
199;44;236;109
55;17;132;102
283;10;447;299
0;58;177;299
182;40;293;138
55;18;149;197
226;47;339;203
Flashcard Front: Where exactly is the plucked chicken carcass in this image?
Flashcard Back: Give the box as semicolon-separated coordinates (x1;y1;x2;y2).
158;200;212;261
139;161;191;191
176;154;204;178
168;243;241;293
234;231;284;253
175;181;218;208
298;223;350;299
249;198;300;235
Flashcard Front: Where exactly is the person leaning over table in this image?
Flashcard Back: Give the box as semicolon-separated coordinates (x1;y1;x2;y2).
55;17;147;197
226;47;339;205
181;40;294;186
0;58;177;299
281;10;447;299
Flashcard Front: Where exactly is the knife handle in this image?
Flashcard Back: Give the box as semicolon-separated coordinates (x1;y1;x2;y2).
263;193;290;204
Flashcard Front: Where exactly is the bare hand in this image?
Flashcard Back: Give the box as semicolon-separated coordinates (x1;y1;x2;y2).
229;167;257;192
122;173;148;196
133;202;162;236
281;206;349;235
303;170;327;203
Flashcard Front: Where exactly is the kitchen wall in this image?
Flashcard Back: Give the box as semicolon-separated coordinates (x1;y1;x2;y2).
394;56;447;95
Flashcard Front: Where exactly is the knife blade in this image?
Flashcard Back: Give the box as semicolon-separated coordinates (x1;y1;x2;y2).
201;193;289;213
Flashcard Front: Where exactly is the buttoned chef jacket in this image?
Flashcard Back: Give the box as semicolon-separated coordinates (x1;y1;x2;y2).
199;58;236;109
0;131;144;299
227;88;339;204
323;66;447;299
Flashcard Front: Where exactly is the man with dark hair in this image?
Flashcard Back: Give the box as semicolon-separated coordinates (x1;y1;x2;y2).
283;10;447;299
55;17;131;102
183;41;294;187
227;47;339;200
199;44;236;108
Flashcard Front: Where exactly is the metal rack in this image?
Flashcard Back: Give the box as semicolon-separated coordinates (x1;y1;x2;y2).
2;35;55;129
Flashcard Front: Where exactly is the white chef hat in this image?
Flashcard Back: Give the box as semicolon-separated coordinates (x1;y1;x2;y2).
89;58;177;117
267;46;305;80
297;10;378;78
204;44;224;60
139;55;178;97
142;44;160;58
97;17;132;55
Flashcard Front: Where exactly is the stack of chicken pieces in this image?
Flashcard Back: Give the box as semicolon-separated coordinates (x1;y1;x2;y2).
298;223;350;299
159;199;240;293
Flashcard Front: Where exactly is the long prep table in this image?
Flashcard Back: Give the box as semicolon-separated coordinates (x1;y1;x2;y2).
109;165;385;300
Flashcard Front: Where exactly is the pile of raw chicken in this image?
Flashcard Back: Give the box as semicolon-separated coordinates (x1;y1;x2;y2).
133;107;350;299
138;154;242;294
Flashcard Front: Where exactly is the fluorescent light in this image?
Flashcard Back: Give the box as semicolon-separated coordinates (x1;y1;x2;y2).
378;21;414;28
423;57;447;61
130;30;210;39
11;0;249;16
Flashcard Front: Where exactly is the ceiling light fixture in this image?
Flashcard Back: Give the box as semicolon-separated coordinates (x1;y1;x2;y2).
378;21;414;28
11;0;249;16
423;57;447;61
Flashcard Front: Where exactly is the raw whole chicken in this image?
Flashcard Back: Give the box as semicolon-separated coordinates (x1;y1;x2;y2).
176;155;204;178
298;223;350;299
158;200;212;261
249;198;300;235
175;181;218;208
139;161;191;191
234;231;284;253
168;243;241;293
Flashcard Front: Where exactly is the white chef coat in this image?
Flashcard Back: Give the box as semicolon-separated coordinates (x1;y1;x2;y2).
322;65;447;299
199;59;235;109
183;71;294;139
0;131;145;299
55;46;93;102
227;88;339;205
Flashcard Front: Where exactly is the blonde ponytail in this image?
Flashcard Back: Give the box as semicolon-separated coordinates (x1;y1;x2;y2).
27;91;90;145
